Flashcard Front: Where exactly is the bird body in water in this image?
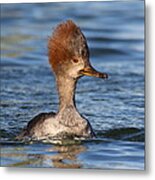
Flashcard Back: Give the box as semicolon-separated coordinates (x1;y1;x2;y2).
17;20;108;141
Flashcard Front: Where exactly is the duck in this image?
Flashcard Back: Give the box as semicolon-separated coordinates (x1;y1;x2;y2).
17;20;108;141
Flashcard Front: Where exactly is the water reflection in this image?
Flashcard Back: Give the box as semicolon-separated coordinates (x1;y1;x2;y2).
1;143;86;168
50;145;86;168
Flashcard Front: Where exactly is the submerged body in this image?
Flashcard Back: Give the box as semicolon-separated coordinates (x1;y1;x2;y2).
17;20;108;141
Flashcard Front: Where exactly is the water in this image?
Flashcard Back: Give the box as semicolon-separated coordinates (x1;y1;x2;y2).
1;1;145;170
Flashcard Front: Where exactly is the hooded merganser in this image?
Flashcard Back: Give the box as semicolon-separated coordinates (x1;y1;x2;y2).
17;20;108;141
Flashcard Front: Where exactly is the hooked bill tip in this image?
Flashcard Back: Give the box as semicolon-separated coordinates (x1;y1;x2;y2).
99;73;108;79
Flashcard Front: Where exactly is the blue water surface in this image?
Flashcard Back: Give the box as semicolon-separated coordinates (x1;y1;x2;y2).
1;1;144;170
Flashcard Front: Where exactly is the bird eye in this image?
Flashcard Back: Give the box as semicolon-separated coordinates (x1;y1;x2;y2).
72;58;79;63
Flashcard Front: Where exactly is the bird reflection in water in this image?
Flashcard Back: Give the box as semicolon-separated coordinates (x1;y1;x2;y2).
50;144;86;168
1;143;86;168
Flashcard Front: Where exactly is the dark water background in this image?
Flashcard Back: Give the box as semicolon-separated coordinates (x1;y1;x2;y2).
1;1;144;169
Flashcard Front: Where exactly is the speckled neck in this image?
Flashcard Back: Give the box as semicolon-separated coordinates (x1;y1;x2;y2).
56;76;77;111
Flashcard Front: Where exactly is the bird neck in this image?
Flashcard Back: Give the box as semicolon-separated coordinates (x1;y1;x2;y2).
56;75;77;112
